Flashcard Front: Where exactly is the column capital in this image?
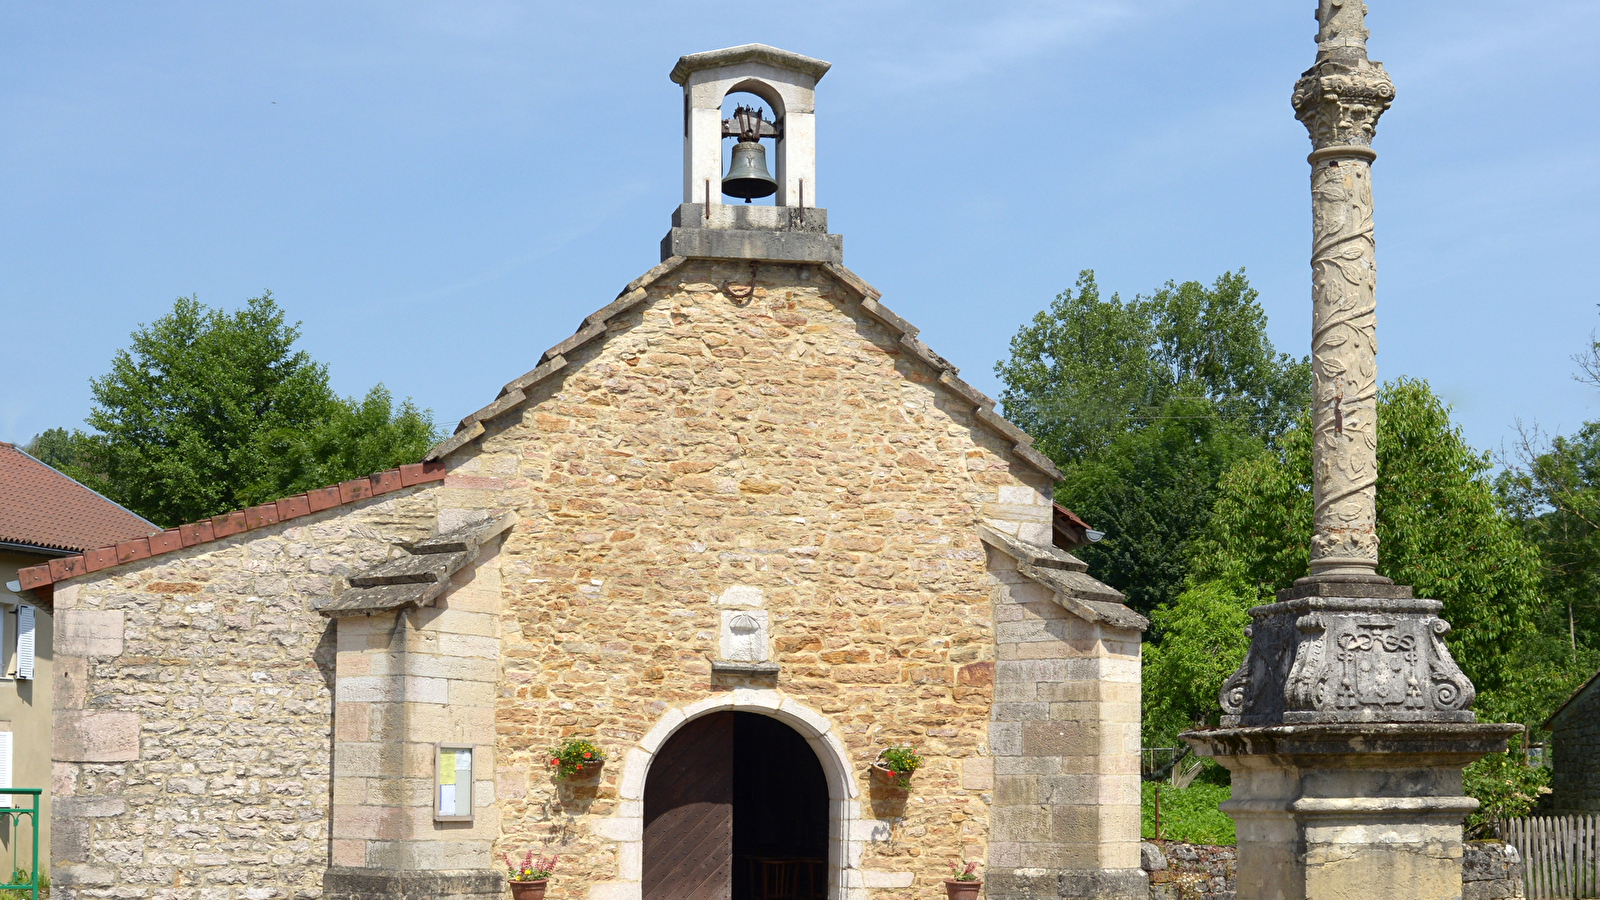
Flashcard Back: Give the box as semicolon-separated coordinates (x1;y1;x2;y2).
1292;1;1395;151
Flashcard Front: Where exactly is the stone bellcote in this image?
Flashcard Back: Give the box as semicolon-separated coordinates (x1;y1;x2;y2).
663;44;843;264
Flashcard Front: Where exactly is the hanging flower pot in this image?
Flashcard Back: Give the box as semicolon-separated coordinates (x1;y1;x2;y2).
871;747;921;786
547;739;606;780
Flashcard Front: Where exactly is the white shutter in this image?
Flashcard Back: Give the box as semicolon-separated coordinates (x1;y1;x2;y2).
16;606;34;680
0;732;12;808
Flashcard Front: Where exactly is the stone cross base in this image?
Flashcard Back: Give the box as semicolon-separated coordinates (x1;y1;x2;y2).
1183;724;1519;900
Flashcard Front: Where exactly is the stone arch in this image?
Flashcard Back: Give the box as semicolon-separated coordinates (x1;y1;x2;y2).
588;690;874;900
719;77;788;122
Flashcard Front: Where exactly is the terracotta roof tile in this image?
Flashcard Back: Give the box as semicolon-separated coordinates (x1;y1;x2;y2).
0;442;155;553
14;459;447;593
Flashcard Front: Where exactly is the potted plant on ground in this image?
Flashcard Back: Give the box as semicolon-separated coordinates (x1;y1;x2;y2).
945;861;981;900
504;851;559;900
870;746;922;785
548;739;605;780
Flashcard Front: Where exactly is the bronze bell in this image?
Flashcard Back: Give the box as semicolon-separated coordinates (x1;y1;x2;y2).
722;140;777;202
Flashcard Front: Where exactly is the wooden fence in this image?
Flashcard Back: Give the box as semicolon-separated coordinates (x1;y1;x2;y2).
1498;814;1600;899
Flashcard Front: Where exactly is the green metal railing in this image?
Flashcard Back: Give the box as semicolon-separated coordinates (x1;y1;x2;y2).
0;789;39;900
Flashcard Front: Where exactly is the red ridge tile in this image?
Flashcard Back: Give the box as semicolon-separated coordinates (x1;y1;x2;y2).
149;530;182;554
307;486;342;512
211;511;247;538
369;469;403;495
116;539;152;563
49;555;85;581
244;504;280;529
16;565;51;590
179;521;215;547
277;494;311;520
82;546;119;572
338;479;373;504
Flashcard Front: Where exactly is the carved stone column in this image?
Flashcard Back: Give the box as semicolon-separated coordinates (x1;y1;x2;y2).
1182;5;1520;899
1295;0;1393;581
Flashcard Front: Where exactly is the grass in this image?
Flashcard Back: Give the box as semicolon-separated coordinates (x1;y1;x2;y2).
1140;781;1235;845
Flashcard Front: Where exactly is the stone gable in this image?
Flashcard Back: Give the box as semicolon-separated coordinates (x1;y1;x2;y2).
46;257;1145;900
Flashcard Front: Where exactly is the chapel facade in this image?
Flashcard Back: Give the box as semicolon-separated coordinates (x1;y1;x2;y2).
28;45;1148;900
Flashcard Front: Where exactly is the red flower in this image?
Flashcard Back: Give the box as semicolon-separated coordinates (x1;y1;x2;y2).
549;758;559;766
582;752;592;759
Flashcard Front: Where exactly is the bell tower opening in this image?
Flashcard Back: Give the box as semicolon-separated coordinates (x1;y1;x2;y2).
719;92;780;206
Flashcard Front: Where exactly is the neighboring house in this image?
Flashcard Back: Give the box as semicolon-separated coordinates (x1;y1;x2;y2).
0;441;157;873
1542;668;1600;814
22;46;1149;900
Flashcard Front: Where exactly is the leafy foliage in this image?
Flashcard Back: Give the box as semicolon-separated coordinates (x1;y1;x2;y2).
1496;422;1600;679
876;746;922;782
546;739;604;780
1143;379;1544;748
54;293;438;527
503;850;559;882
994;270;1308;615
1141;781;1235;845
23;427;76;470
1462;752;1551;838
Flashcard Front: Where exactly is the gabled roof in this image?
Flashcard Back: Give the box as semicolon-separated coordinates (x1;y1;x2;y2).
15;461;446;593
0;442;155;554
1543;668;1600;731
424;256;1063;482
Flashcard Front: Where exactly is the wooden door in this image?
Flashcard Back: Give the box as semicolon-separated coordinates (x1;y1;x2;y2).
643;711;734;900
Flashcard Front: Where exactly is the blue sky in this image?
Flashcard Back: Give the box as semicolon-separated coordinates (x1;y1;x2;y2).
3;1;1597;463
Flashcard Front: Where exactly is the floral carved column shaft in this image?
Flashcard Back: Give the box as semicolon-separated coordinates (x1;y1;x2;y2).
1293;0;1394;579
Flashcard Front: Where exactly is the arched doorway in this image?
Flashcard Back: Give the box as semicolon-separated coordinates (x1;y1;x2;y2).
643;711;829;900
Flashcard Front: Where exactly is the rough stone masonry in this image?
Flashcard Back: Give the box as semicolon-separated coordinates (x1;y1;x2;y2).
34;43;1152;900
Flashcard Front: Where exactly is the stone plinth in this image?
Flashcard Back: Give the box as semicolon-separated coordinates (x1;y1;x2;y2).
1217;581;1477;728
1185;724;1518;900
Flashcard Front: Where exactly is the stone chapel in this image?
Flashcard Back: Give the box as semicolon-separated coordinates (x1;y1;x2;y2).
25;44;1148;900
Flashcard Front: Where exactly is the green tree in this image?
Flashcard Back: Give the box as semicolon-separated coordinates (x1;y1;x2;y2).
995;270;1310;614
1144;379;1545;747
23;427;77;470
66;293;440;527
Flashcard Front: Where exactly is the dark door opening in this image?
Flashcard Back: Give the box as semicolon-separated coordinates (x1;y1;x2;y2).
732;713;828;900
642;711;829;900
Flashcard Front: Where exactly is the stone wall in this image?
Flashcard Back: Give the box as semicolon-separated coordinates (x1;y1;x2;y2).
986;548;1143;899
438;258;1062;900
330;543;505;871
1142;843;1236;900
1136;838;1525;900
1462;840;1524;900
51;488;438;899
1547;675;1600;813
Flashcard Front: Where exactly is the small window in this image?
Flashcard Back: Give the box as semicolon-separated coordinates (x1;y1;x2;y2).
435;744;474;822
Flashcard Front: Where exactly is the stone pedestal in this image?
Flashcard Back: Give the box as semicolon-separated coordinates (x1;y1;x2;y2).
1187;724;1518;900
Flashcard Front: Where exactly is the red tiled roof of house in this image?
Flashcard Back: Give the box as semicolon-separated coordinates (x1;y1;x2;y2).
0;442;156;553
14;459;447;593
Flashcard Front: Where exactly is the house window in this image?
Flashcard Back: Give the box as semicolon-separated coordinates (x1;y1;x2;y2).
435;744;474;822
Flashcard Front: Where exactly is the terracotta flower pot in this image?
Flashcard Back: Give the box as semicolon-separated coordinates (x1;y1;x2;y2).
944;879;981;900
510;879;549;900
870;763;910;784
